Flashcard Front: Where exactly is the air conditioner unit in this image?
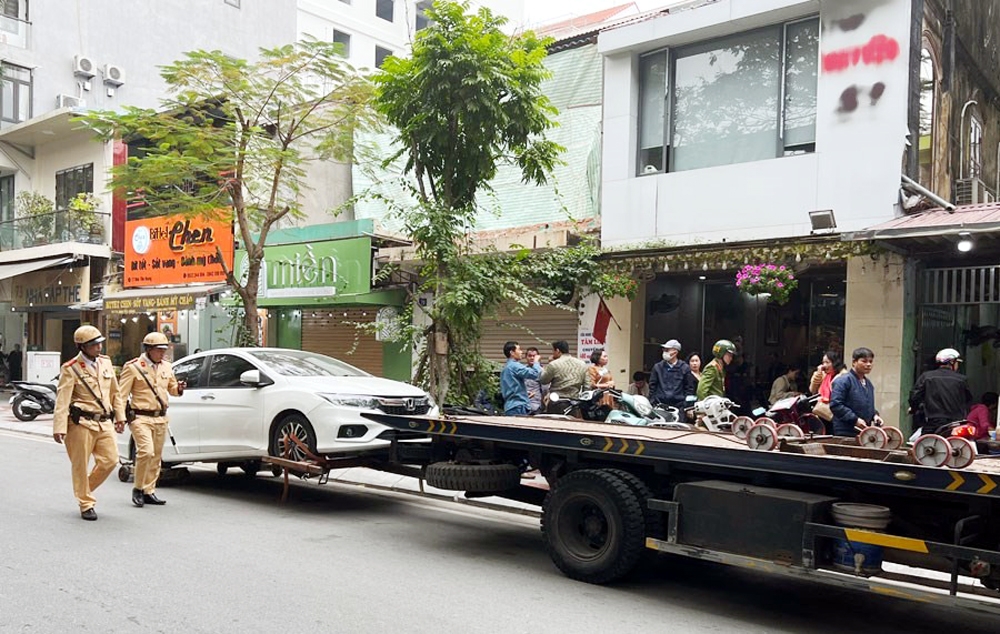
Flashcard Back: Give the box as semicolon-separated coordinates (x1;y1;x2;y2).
103;64;125;87
55;94;85;109
73;55;96;78
955;178;996;205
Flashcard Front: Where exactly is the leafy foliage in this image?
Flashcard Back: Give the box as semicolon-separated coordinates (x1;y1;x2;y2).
735;263;797;305
79;39;376;343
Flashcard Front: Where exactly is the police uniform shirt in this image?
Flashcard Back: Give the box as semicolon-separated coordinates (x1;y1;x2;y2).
53;353;126;435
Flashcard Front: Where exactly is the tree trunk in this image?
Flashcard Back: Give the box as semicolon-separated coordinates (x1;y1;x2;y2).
428;322;450;404
242;260;261;347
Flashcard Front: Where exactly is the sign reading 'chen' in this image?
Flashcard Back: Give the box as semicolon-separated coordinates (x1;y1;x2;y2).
124;213;234;288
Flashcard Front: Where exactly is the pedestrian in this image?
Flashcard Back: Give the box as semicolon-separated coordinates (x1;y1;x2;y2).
500;341;541;416
649;339;695;408
539;340;589;410
587;348;617;410
524;346;546;415
687;352;703;383
697;339;735;401
965;392;999;441
627;371;650;398
7;343;23;382
768;363;801;405
808;350;845;424
52;326;126;521
908;348;974;436
829;347;882;437
118;332;187;507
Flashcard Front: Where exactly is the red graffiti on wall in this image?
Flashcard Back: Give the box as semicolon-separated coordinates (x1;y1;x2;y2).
822;34;900;73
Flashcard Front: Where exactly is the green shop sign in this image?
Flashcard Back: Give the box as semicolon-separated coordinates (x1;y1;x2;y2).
236;237;372;304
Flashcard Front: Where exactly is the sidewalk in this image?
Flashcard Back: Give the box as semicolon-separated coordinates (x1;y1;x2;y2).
0;396;541;518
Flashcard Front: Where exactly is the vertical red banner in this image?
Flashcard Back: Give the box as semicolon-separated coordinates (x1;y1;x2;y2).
111;140;128;253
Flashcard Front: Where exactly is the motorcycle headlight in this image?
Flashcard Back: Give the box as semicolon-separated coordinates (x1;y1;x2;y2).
319;394;381;410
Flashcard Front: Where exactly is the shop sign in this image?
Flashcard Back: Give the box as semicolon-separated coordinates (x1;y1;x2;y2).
235;237;372;302
104;293;197;313
13;268;88;307
125;213;234;287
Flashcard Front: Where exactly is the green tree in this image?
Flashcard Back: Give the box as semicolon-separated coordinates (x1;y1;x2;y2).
373;1;633;404
80;39;376;344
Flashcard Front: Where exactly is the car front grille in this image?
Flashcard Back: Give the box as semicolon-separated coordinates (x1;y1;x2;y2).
377;397;431;416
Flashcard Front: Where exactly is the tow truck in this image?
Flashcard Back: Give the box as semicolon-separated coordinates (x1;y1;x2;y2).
352;412;1000;614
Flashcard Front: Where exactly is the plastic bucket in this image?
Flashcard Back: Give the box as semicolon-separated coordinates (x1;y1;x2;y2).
830;503;891;576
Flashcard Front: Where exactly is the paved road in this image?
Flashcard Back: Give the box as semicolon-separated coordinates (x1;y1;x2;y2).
2;429;1000;633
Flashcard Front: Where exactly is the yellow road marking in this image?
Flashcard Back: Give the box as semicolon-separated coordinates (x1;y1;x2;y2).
946;471;965;491
635;441;645;456
843;529;929;553
602;437;613;452
617;439;630;454
978;474;997;495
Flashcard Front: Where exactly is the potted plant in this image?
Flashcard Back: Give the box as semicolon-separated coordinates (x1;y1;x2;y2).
67;192;103;243
14;191;55;247
735;263;798;305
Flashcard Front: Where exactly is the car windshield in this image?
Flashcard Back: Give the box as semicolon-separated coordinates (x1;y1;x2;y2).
248;350;370;377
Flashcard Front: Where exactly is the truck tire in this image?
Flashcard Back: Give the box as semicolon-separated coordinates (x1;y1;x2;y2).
425;462;521;492
541;469;646;584
602;468;665;540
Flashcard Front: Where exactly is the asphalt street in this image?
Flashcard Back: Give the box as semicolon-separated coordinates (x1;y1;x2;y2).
2;428;999;633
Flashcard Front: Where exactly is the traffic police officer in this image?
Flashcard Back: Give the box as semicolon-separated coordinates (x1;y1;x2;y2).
53;325;126;521
119;332;185;507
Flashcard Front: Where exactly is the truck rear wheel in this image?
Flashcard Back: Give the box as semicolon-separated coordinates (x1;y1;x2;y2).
424;462;521;492
602;468;664;540
541;469;645;584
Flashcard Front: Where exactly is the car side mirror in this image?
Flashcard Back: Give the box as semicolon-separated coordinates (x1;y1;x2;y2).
239;369;272;387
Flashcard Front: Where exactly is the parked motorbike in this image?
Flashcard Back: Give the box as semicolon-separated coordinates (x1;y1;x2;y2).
546;389;611;421
8;379;58;422
753;393;825;435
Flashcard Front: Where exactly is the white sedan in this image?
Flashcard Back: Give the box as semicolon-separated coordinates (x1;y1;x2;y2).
117;347;436;470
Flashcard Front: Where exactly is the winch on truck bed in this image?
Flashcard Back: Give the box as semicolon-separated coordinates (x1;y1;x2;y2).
362;412;1000;614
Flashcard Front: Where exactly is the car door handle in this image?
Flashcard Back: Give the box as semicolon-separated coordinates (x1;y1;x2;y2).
200;394;215;400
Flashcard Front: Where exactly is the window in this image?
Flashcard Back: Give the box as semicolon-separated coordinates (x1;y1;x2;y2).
637;17;819;175
173;357;208;389
969;110;983;180
415;1;432;31
375;46;393;68
55;163;93;209
376;0;393;22
918;45;937;186
332;29;351;57
0;63;31;126
207;354;257;387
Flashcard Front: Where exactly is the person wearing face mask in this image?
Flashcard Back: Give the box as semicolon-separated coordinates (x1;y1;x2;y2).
648;339;696;409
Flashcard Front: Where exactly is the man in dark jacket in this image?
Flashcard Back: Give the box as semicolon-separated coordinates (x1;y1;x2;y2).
649;339;696;408
830;347;883;437
908;347;973;435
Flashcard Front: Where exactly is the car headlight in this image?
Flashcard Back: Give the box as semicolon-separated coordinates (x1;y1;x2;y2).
425;393;437;409
319;394;382;410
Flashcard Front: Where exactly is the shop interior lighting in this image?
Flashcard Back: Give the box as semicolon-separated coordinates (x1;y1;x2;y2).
957;232;974;253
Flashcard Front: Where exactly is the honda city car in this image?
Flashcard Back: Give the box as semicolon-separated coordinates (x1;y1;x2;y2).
117;348;436;471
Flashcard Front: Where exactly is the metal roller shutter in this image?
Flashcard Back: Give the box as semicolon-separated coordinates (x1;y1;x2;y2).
479;305;578;364
301;307;383;376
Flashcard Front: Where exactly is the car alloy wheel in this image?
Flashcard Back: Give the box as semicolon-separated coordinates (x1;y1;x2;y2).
272;415;316;462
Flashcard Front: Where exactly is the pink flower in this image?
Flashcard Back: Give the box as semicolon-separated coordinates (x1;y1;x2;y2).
776;282;784;288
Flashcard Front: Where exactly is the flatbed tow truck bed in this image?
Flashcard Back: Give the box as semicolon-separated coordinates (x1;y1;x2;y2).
362;412;1000;614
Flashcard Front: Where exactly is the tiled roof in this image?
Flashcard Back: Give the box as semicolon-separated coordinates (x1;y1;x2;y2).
535;3;638;41
864;202;1000;237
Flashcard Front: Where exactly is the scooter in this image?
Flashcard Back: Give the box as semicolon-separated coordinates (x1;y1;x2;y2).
546;389;611;421
9;378;58;421
753;393;826;435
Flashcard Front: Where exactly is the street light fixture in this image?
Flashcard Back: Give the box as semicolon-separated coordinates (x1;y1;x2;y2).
957;232;974;253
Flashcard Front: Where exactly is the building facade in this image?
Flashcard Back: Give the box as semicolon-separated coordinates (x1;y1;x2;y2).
596;0;1000;429
0;0;296;368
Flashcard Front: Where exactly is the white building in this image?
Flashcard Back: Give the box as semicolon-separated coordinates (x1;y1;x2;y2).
0;0;296;363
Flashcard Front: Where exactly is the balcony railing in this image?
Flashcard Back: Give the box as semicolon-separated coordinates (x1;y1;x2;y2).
0;15;30;49
0;209;110;251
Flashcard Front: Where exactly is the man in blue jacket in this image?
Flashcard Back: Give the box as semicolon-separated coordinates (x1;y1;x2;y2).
830;347;883;436
500;341;541;416
649;339;696;409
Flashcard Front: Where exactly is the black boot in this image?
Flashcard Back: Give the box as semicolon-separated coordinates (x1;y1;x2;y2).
132;488;144;508
80;508;97;521
143;492;166;505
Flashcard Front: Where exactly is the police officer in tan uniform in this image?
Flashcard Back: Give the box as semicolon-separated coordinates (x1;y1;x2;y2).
53;325;127;521
119;332;185;507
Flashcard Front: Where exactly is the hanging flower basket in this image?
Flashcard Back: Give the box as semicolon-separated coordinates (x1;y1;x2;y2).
735;263;797;305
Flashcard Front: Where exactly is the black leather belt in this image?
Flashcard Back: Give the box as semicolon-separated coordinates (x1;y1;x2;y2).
81;412;112;422
133;409;167;417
